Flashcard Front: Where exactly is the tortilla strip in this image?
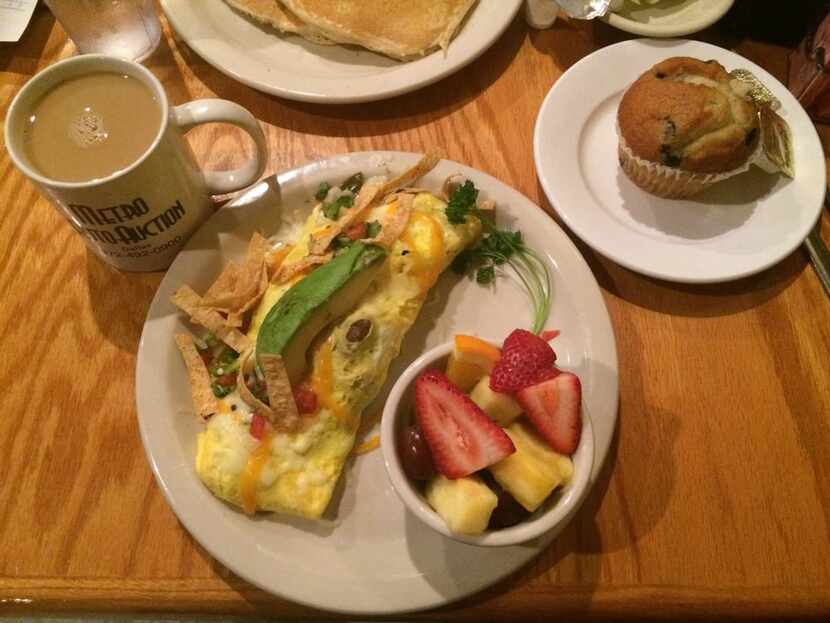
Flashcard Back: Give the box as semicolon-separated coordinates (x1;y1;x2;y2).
478;198;496;213
175;333;218;420
365;193;414;249
199;233;270;326
379;148;442;197
203;261;243;303
266;244;293;282
236;349;274;419
226;257;269;327
275;252;333;284
260;353;300;431
308;180;384;255
171;286;252;353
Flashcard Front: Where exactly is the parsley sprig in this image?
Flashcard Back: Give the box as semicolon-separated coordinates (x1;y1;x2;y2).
448;181;552;334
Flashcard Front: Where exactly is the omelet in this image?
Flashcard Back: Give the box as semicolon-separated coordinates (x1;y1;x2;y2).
195;192;481;519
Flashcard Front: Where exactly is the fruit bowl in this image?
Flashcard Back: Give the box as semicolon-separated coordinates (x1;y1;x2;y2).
380;340;595;547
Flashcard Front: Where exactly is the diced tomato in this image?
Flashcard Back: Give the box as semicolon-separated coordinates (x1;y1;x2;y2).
541;329;561;342
215;373;236;387
250;413;269;440
293;385;318;414
199;349;213;366
344;222;367;241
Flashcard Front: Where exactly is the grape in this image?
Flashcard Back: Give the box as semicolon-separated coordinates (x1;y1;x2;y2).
480;471;531;530
398;424;435;481
488;489;531;530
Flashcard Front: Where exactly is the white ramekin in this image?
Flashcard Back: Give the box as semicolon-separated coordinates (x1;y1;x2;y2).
380;340;595;547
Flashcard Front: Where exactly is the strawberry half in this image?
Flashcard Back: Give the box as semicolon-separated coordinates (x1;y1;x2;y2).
530;366;561;384
415;369;515;479
490;329;557;393
516;372;582;455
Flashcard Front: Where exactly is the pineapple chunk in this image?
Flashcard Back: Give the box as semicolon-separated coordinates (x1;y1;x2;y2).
489;420;574;512
425;474;498;535
470;375;523;426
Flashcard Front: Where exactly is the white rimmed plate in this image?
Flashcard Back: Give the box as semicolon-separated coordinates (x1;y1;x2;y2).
603;0;734;37
136;152;618;614
534;39;826;284
160;0;521;103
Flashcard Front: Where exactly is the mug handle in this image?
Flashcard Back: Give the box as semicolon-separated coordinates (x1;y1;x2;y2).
172;99;268;195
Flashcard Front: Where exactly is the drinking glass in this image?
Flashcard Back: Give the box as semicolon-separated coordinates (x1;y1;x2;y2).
45;0;162;62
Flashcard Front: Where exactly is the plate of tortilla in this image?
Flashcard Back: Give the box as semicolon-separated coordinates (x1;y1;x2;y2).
160;0;522;102
136;151;619;613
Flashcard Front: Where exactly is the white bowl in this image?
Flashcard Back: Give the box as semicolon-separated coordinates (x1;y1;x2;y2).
602;0;734;38
380;340;595;547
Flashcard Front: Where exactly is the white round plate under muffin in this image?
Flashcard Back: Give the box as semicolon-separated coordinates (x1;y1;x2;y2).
533;39;826;284
160;0;521;103
136;152;618;614
602;0;735;37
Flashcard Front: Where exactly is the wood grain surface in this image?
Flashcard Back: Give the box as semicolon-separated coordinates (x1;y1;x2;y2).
2;3;830;620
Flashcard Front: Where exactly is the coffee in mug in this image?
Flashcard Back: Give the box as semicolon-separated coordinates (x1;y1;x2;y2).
23;72;161;183
5;55;268;271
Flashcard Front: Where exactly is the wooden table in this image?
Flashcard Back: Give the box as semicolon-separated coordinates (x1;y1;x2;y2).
2;4;830;621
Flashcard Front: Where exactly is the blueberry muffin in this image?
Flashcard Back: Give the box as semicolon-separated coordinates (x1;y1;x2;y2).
617;57;761;199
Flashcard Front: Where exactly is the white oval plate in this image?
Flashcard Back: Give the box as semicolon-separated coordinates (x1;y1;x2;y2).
136;152;619;615
160;0;521;103
602;0;734;38
534;39;826;284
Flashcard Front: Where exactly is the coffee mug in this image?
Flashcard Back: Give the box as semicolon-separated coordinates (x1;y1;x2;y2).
5;54;268;271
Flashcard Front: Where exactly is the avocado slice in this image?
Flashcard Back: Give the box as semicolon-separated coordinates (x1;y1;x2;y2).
255;242;386;384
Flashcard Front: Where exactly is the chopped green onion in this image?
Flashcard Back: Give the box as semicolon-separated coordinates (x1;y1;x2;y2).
340;172;364;194
212;383;233;398
315;182;331;201
365;220;382;238
322;195;354;220
331;235;354;251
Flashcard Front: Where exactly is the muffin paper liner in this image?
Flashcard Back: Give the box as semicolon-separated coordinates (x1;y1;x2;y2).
617;130;759;199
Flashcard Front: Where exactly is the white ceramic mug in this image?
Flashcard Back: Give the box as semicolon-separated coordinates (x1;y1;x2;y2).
5;54;268;271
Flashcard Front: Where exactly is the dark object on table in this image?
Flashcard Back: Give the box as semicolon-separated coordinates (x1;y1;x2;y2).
789;7;830;122
722;1;828;48
803;192;830;298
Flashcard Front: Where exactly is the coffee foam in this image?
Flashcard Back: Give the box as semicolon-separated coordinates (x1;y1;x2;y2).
69;109;108;147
